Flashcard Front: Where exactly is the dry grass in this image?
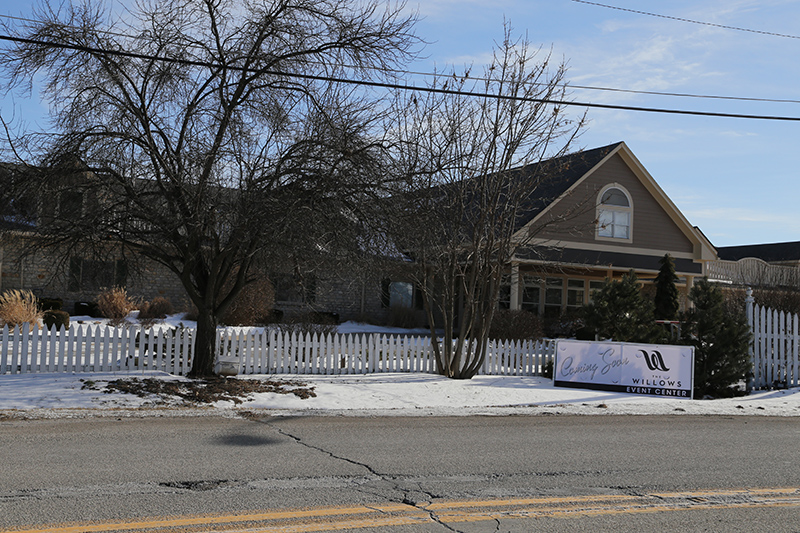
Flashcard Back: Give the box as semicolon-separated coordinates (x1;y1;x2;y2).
138;296;175;328
0;289;43;328
96;287;137;327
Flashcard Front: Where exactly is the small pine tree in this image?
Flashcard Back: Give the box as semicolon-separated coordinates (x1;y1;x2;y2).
654;254;680;320
582;270;662;343
681;278;751;398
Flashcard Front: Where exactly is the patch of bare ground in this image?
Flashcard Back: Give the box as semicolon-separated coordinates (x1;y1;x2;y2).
85;377;316;405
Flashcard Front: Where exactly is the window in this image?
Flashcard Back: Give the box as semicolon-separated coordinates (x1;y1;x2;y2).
566;279;585;308
589;280;605;303
273;273;316;304
497;282;511;310
521;276;542;312
597;185;632;241
382;279;423;309
544;277;563;316
68;258;127;292
58;191;84;219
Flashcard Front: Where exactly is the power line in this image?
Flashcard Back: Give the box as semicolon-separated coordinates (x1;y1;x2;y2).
572;0;800;40
1;32;800;122
401;68;800;105
1;12;798;106
565;83;800;105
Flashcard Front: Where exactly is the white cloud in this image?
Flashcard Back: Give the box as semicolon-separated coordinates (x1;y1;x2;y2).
686;207;800;227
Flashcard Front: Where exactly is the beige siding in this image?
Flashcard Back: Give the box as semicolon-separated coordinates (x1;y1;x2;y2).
533;154;694;254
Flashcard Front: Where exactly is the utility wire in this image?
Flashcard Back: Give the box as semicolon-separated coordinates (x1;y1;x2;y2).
1;12;798;105
572;0;800;40
1;32;800;122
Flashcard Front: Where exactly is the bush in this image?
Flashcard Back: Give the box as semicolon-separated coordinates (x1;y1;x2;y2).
74;301;102;317
582;271;664;343
387;305;422;329
138;297;174;320
681;278;751;398
0;290;43;328
542;359;554;379
38;297;63;311
96;287;136;327
654;254;680;320
137;296;175;328
279;312;338;338
489;309;543;340
542;309;586;339
43;310;70;330
220;276;275;326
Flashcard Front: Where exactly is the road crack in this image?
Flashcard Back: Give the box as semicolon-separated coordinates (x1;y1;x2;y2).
262;419;465;532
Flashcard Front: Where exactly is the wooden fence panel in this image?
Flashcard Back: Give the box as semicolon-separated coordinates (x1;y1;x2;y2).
1;324;557;378
747;299;800;390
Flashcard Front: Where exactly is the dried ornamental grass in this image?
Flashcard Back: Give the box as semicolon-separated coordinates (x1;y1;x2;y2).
138;296;175;328
96;286;137;326
138;296;175;320
0;289;43;328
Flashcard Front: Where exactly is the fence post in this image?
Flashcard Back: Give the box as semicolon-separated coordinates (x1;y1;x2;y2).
745;287;755;392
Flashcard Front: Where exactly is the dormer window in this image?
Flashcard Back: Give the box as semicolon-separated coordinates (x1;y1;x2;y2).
597;185;632;241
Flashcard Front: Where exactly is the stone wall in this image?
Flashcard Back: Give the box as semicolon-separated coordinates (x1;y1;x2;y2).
272;272;389;324
0;234;400;324
0;235;189;314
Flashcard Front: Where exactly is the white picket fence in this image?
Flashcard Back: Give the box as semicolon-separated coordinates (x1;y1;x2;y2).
748;297;800;389
0;323;555;378
0;323;195;376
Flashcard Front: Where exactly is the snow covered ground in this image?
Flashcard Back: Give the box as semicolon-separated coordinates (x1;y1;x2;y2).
3;318;798;419
1;371;799;419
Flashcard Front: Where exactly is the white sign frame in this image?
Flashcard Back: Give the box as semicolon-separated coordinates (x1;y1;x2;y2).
554;340;694;399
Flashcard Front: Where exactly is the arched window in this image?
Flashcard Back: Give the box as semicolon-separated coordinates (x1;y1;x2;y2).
597;185;632;241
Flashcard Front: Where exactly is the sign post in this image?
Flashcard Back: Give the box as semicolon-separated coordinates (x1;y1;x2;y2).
554;340;694;399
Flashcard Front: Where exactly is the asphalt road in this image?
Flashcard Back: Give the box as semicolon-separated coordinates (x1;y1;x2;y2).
1;414;799;532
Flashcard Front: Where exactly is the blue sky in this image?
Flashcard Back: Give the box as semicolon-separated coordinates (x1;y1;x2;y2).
407;0;800;248
0;0;798;247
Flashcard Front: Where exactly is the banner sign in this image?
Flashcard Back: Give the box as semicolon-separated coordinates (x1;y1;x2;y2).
554;340;694;399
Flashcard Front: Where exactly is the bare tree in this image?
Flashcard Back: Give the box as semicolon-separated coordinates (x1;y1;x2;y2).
0;0;419;376
387;28;586;379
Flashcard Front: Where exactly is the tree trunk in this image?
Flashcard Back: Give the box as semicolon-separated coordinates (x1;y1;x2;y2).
188;307;218;378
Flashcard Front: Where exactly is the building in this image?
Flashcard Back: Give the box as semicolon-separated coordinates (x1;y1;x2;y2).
1;142;718;322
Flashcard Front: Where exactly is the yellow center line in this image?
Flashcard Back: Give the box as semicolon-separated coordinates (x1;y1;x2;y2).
652;487;800;498
425;493;640;510
8;487;800;533
4;503;416;533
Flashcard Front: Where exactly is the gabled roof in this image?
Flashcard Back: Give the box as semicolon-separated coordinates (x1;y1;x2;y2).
717;241;800;262
507;142;623;232
514;141;717;264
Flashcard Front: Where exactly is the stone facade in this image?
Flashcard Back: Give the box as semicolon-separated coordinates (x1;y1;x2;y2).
0;234;189;314
0;233;405;324
271;271;392;324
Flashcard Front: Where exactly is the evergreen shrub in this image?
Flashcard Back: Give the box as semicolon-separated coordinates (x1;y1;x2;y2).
38;297;63;311
43;310;70;330
581;271;664;343
654;254;680;320
681;277;751;398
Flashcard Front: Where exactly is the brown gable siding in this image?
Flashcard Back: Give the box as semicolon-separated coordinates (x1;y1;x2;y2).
533;153;694;254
